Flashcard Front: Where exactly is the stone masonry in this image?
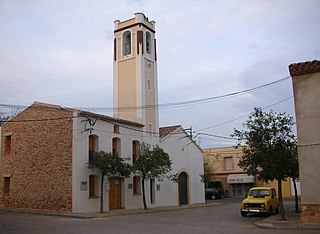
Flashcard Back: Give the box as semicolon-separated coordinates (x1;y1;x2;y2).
0;102;73;211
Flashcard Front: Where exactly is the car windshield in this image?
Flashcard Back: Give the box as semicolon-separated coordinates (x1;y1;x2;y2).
249;189;270;197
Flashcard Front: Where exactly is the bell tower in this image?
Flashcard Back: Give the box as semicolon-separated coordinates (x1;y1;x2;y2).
113;13;159;135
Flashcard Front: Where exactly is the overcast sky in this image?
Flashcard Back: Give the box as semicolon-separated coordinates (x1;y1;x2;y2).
1;0;319;148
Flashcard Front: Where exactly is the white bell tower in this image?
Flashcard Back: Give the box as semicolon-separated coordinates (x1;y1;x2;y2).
113;13;159;135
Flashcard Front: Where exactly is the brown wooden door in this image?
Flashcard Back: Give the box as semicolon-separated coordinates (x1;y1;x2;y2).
109;178;121;210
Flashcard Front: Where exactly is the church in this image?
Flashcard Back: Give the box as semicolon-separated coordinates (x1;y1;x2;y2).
0;13;205;213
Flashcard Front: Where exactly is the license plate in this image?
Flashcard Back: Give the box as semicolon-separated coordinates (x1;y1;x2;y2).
249;209;260;212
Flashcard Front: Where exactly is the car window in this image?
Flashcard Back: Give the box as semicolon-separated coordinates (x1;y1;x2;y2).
249;189;270;197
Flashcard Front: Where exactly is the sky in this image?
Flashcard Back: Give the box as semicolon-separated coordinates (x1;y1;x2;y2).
1;0;319;149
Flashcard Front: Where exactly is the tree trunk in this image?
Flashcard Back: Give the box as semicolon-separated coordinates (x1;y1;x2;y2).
278;179;286;220
100;176;104;213
292;177;299;213
142;178;147;210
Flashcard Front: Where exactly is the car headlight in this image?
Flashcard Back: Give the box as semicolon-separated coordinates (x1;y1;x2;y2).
261;204;265;208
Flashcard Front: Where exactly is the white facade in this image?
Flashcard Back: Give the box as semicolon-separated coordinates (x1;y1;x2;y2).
72;113;144;212
159;127;205;206
71;117;205;212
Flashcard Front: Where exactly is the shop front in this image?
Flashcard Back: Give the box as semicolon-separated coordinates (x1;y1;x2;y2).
227;174;255;197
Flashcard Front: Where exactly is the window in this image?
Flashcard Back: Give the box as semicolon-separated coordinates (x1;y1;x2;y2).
150;179;155;204
3;177;10;194
114;125;120;133
112;137;121;156
148;124;152;135
133;176;141;195
132;141;140;165
89;175;98;198
89;135;99;163
147;80;151;90
224;157;233;170
123;31;131;56
5;135;11;154
146;31;151;54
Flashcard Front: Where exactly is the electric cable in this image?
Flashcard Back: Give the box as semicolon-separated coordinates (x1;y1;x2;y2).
0;76;291;112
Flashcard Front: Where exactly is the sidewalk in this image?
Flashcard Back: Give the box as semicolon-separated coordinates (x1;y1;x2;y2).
254;200;320;230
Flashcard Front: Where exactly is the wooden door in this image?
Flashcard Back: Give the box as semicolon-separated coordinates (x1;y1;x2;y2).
109;178;121;210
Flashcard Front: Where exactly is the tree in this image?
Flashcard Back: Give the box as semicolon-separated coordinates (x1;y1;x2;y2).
200;163;213;188
133;143;172;210
233;108;298;220
0;114;9;126
88;151;132;213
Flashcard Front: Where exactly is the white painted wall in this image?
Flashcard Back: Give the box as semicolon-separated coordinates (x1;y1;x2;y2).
72;116;204;213
159;127;205;206
72;113;145;213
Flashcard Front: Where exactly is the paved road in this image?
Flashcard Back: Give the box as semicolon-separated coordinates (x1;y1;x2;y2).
0;198;318;234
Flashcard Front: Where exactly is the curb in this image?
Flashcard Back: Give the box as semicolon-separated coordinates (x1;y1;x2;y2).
254;217;320;230
0;202;221;219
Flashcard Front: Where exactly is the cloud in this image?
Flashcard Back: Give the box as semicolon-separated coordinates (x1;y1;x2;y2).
1;0;319;148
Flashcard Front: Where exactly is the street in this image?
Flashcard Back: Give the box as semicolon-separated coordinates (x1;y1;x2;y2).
0;198;318;234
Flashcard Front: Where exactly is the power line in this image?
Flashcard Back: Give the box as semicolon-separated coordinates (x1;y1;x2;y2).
196;96;293;132
0;76;291;112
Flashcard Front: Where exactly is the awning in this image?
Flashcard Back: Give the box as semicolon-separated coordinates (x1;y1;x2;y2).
227;174;255;184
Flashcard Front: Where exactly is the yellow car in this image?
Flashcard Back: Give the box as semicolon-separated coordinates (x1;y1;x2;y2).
240;187;279;217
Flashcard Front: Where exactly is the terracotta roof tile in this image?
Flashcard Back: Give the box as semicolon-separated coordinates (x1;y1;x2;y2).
289;60;320;76
159;125;181;137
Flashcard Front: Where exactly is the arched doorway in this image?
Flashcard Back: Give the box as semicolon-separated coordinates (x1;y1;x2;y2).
178;172;188;205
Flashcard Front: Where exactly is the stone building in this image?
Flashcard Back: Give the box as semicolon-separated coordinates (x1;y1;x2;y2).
289;60;320;223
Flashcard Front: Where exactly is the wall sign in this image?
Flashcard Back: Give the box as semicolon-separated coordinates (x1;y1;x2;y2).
80;181;87;191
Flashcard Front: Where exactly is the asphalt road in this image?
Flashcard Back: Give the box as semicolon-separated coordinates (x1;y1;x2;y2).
0;198;318;234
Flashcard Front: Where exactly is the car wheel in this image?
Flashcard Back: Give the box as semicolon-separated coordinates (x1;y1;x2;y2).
241;210;247;217
211;194;216;200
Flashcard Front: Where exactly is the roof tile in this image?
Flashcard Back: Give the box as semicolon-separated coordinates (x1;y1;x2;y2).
289;60;320;76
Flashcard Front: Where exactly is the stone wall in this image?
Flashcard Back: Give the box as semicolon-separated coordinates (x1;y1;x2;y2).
301;204;320;223
0;102;73;211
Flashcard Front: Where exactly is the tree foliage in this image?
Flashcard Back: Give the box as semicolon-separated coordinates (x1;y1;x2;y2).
0;109;20;126
233;108;299;219
88;151;132;213
200;163;213;188
133;143;172;209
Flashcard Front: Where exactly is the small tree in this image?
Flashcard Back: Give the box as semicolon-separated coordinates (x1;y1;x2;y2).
200;163;213;188
133;143;172;210
233;108;298;220
88;151;132;213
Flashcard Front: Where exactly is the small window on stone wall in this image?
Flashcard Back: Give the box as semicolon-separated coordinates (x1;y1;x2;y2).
3;177;10;194
5;135;11;154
